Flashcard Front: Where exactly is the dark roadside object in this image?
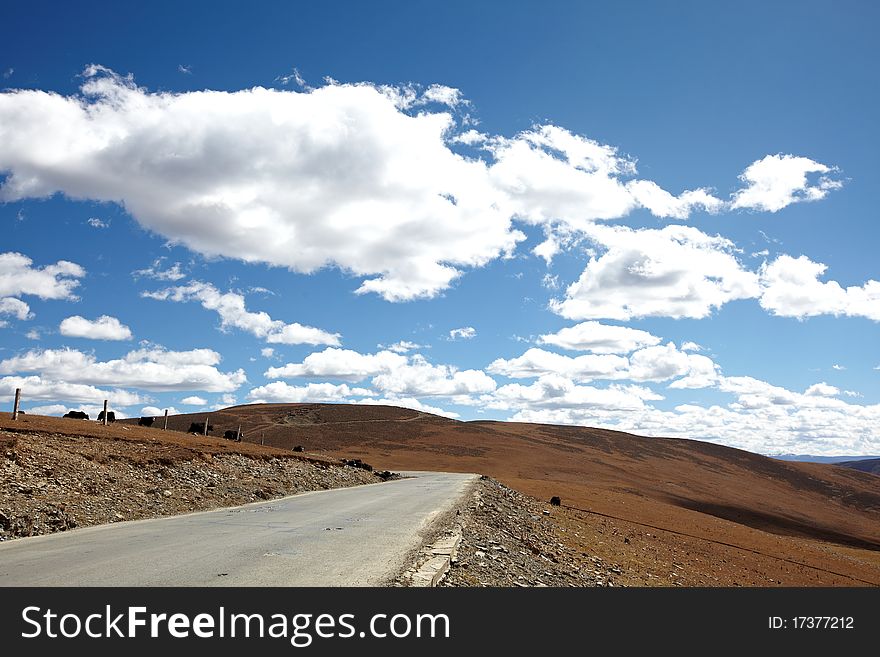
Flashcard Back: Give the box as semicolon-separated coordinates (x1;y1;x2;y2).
138;416;155;427
62;411;89;420
223;430;243;442
188;422;213;434
97;410;116;423
292;445;304;452
376;470;400;481
550;496;561;506
340;458;374;472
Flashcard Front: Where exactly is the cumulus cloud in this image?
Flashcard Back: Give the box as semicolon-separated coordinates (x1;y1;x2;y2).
180;395;207;405
0;345;245;392
730;154;843;212
626;180;724;219
141;405;180;416
487;348;629;382
0;375;146;406
246;381;374;404
537;321;661;354
25;403;130;419
488;343;719;387
494;370;879;456
266;347;495;400
758;255;880;321
266;347;406;382
371;354;496;397
551;224;761;320
59;315;133;341
448;326;476;340
87;217;108;228
0;68;823;302
0;252;85;300
144;280;340;345
0;297;33;322
488;374;662;413
260;347;275;358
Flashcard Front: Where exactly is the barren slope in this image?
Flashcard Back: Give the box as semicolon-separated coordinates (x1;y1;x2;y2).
119;403;880;586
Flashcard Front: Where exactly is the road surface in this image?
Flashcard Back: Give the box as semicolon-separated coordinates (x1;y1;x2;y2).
0;471;476;586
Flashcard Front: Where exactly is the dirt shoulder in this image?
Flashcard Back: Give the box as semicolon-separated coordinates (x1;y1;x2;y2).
0;415;380;541
396;477;626;587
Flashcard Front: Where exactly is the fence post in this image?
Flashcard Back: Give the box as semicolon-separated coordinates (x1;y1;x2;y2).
102;399;109;426
12;388;21;420
163;409;169;430
261;432;264;446
203;416;209;436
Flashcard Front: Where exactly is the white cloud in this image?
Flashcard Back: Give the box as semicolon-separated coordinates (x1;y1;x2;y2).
0;375;147;406
487;342;719;388
0;68;523;303
494;370;880;456
266;347;406;382
0;68;826;303
449;326;476;340
804;382;839;397
450;129;487;146
630;343;721;386
371;354;496;397
0;345;246;392
420;84;465;107
552;224;761;320
59;315;133;341
0;252;85;300
488;374;661;413
731;154;842;212
759;255;880;321
177;64;192;75
87;217;108;228
144;280;340;345
133;258;186;281
181;395;207;405
537;321;661;354
487;347;629;382
0;297;33;321
25;328;40;340
25;403;130;419
275;67;309;88
23;404;71;416
832;364;845;371
246;381;374;404
383;340;423;354
625;180;724;219
142;405;180;416
680;341;703;352
260;347;275;358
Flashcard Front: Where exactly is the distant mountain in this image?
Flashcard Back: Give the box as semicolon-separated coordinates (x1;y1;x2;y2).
836;458;880;476
771;454;880;464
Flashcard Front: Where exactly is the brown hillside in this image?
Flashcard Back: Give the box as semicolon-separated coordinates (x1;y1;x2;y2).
119;403;880;586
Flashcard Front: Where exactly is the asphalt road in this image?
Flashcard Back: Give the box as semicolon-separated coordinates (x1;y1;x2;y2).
0;471;476;586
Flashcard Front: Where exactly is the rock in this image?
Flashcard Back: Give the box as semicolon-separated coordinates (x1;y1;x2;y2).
162;490;173;497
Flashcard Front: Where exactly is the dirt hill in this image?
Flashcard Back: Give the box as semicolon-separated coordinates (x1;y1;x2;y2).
118;402;880;587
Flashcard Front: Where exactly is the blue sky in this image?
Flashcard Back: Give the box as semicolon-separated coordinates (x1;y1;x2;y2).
1;1;878;455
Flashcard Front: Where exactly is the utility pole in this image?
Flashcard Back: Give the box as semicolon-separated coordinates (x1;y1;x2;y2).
102;399;109;426
163;409;169;430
